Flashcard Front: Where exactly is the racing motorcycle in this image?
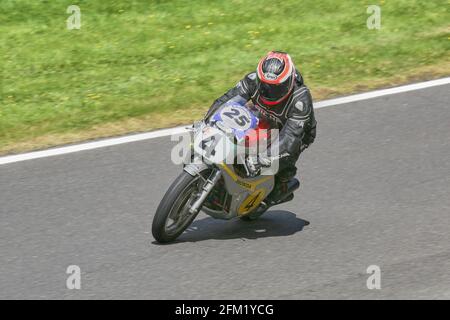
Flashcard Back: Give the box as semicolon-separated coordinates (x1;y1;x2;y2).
152;96;299;243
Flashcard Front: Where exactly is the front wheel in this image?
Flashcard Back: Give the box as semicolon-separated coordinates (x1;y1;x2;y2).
152;171;204;243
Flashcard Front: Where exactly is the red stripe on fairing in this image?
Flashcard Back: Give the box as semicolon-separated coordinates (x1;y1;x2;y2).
257;51;293;85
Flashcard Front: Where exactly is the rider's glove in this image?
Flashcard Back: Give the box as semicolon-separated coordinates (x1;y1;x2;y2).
246;154;272;177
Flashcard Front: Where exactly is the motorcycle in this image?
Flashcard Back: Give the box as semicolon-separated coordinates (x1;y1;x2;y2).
152;96;299;243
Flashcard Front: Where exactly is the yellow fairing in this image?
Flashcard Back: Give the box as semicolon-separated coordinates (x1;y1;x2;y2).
219;163;271;192
238;189;266;216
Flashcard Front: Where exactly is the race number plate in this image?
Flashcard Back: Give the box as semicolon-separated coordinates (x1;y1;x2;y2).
212;104;258;141
193;127;230;164
219;105;253;131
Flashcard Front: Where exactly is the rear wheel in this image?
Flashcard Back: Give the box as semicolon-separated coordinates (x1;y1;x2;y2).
152;171;205;243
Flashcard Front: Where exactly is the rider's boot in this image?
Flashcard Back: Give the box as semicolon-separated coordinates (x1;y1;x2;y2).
241;177;299;221
265;177;300;206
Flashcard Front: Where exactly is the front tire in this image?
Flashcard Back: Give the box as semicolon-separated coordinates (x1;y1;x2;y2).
152;171;203;243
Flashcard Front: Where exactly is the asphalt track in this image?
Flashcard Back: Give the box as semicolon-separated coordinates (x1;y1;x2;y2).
1;84;449;299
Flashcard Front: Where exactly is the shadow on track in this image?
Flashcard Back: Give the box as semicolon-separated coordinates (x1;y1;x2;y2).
155;210;309;244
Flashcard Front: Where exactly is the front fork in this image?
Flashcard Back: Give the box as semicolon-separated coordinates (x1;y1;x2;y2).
189;169;222;215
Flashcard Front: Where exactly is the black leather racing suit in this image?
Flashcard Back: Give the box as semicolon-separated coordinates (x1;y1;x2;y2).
204;69;317;181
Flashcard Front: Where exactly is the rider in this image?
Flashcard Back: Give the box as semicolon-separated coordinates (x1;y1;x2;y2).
204;51;317;205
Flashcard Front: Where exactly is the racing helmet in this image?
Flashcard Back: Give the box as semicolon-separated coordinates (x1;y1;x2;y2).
256;51;296;106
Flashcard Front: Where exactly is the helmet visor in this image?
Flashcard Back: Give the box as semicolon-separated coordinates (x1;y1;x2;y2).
258;80;291;102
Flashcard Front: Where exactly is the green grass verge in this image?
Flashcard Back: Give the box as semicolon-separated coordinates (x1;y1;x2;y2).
1;0;449;154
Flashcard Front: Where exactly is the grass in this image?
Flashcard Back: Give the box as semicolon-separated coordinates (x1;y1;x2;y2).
1;0;449;154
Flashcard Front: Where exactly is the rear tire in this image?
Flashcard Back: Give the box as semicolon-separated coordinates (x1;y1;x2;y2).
152;171;203;243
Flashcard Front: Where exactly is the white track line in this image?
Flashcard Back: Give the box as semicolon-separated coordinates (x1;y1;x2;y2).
0;126;188;166
313;77;450;109
1;77;449;166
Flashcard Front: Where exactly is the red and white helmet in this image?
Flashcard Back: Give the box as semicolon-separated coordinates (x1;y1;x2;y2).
256;51;296;106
